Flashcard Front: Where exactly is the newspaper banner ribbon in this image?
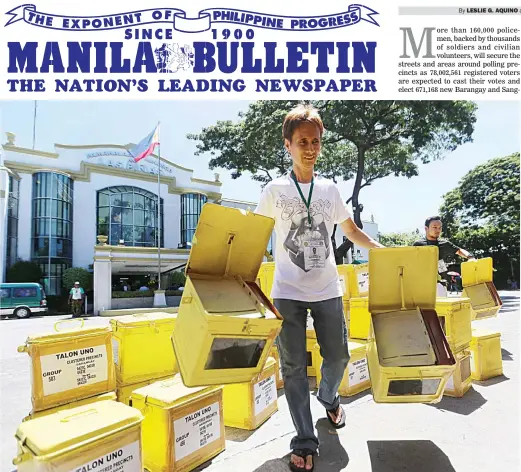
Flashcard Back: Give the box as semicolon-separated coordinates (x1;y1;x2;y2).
5;5;380;31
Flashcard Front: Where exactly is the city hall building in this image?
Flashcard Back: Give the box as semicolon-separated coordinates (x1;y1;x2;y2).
0;131;377;314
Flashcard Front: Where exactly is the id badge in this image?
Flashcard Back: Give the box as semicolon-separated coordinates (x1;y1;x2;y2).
438;259;448;273
304;239;326;270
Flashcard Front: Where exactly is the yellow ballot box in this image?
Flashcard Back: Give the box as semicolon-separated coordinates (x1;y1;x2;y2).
435;297;472;353
307;338;320;377
131;375;225;472
13;400;143;472
366;247;456;404
223;357;278;430
110;312;178;386
17;319;116;412
337;263;370;299
172;204;283;387
23;391;117;422
269;345;284;389
461;258;502;320
349;297;371;340
116;377;170;406
257;261;275;301
316;340;371;397
444;349;472;397
469;329;503;381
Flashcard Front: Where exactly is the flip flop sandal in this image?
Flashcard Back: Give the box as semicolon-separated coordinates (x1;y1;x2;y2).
326;404;346;429
289;448;316;472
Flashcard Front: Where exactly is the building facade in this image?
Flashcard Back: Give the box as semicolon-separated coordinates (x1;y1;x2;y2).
0;132;379;305
0;132;222;295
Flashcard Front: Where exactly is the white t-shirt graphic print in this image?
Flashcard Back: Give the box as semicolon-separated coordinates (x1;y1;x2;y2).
255;173;352;302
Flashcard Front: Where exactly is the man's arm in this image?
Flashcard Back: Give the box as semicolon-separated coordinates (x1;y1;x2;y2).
339;217;385;250
456;248;476;260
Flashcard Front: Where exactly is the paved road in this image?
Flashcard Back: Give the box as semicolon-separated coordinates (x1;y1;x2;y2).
1;291;519;471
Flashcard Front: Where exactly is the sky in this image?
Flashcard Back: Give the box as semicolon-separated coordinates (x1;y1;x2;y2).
0;100;519;234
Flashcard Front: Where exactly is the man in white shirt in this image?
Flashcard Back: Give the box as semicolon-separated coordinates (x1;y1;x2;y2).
68;281;85;317
255;104;383;472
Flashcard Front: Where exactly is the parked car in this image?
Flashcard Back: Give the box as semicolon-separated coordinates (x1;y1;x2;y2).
0;282;48;319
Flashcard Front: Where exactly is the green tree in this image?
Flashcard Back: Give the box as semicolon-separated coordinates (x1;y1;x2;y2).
378;229;421;247
189;100;477;262
439;153;520;287
6;260;43;283
62;267;93;292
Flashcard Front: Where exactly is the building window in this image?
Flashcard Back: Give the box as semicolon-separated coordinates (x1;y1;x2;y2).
32;172;74;295
180;193;207;247
97;186;164;247
6;175;20;268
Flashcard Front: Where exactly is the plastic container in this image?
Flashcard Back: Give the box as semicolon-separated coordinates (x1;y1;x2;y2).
338;263;369;299
316;340;371;396
444;349;472;397
349;297;371;340
435;297;472;352
17;318;116;412
13;400;143;472
270;345;284;389
366;246;456;404
172;204;282;387
461;258;502;320
469;329;503;380
23;391;117;422
223;357;278;430
131;375;225;472
307;338;320;377
344;300;351;338
116;377;170;407
110;312;178;386
256;261;275;301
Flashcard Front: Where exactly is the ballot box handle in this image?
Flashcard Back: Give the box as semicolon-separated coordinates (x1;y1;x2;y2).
54;318;85;332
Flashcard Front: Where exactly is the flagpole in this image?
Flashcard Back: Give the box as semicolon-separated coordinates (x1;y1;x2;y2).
157;122;161;291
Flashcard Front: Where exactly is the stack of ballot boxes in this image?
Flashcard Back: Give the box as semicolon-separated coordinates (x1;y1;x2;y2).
435;298;473;397
17;319;117;421
338;263;370;339
110;312;179;407
461;258;504;381
366;246;456;403
172;203;283;388
346;263;371;341
131;375;225;472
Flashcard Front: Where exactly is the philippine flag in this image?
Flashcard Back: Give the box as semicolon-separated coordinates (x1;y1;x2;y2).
129;124;160;163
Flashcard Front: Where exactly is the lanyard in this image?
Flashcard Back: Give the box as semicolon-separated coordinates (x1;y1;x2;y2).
291;171;314;225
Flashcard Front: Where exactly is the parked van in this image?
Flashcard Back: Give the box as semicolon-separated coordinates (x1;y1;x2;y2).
0;283;48;319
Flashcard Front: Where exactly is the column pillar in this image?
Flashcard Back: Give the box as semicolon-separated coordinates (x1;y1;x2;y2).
94;258;112;315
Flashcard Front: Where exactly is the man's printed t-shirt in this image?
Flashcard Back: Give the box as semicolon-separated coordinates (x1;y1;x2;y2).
255;173;352;302
412;238;460;274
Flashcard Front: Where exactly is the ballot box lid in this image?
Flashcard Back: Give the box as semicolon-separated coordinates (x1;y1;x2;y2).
186;203;275;282
461;257;494;287
368;246;438;312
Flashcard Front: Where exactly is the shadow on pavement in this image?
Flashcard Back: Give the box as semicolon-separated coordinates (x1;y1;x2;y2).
430;387;487;415
224;426;256;443
314;418;350;472
251;458;292;472
502;348;513;361
339;389;371;406
367;440;456;472
473;374;510;387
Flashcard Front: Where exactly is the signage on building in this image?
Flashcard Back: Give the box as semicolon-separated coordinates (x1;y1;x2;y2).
85;150;173;175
